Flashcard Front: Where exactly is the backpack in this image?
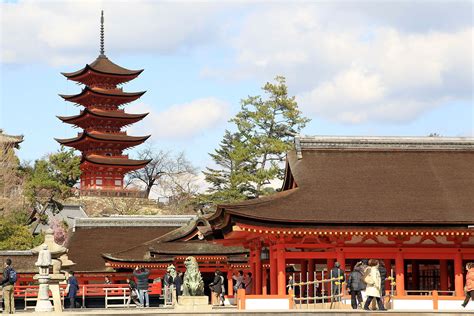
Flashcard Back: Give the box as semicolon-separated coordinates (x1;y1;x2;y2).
9;268;17;283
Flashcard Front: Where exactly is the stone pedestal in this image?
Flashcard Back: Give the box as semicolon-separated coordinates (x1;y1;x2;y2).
176;296;211;311
34;274;53;312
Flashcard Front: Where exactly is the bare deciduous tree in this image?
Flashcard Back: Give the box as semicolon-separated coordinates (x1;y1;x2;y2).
127;145;197;199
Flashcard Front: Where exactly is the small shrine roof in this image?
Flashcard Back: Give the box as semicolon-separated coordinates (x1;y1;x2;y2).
57;108;148;122
66;225;181;272
211;136;474;228
61;56;143;78
149;241;247;255
83;154;151;167
0;129;23;146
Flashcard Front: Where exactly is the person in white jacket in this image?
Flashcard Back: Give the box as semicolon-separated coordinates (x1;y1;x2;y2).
363;259;386;311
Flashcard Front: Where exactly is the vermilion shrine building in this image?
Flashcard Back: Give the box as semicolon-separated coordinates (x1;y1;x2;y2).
101;136;474;305
56;12;150;195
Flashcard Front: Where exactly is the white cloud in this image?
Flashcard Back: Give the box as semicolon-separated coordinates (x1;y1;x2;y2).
130;98;230;139
212;5;473;124
2;1;472;125
1;0;229;65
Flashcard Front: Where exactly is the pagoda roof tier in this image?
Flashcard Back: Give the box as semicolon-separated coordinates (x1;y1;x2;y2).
55;131;150;151
60;86;145;107
209;136;474;231
82;154;151;168
57;108;148;128
62;56;143;85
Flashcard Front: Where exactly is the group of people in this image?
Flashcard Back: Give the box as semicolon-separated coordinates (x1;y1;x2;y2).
162;268;183;305
347;259;387;311
208;270;253;306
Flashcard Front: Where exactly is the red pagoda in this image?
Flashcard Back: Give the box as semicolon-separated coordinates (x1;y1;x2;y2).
56;11;151;195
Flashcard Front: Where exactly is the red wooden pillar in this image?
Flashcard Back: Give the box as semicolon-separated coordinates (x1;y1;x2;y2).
454;252;464;297
308;259;315;298
384;259;392;295
395;252;405;296
327;258;335;271
336;251;345;272
439;260;448;292
337;251;346;295
270;246;277;295
227;270;234;296
255;246;262;295
249;251;256;294
262;267;268;295
277;247;286;295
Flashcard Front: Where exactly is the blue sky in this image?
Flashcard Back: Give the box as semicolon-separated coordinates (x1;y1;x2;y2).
1;0;473;172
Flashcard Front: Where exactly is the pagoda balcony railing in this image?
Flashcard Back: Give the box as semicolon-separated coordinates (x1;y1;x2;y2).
78;188;147;198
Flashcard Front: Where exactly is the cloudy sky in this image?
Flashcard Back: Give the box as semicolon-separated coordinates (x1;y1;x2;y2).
1;0;473;171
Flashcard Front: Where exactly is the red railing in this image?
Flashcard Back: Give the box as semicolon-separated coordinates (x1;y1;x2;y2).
11;283;162;309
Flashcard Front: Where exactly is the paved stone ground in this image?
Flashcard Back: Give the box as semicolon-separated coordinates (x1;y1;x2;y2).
17;307;474;316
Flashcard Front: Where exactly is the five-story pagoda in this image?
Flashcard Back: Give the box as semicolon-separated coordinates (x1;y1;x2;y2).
56;11;151;196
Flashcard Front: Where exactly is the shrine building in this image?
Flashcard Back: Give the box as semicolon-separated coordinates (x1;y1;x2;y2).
200;136;474;302
56;11;150;196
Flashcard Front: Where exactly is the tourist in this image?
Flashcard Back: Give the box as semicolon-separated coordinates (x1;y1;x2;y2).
219;271;226;306
126;277;140;307
133;266;150;308
104;276;112;284
287;275;294;294
209;270;223;306
244;272;253;294
232;270;244;293
174;270;183;299
378;260;387;299
347;262;364;309
65;271;79;309
462;262;474;308
330;262;345;301
363;259;385;311
163;269;173;305
0;258;16;314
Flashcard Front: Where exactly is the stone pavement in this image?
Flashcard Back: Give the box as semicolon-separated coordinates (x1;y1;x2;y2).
18;307;474;316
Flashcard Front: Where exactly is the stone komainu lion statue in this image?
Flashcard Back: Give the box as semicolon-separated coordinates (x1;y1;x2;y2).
182;256;204;296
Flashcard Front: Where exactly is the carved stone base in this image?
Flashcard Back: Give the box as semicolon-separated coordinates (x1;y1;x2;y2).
176;296;211;311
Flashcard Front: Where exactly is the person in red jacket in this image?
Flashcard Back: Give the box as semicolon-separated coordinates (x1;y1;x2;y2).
462;262;474;308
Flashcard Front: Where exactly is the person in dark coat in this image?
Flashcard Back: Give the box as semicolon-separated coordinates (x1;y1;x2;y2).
65;271;79;309
174;271;183;298
378;260;387;298
209;270;223;306
126;277;140;306
330;262;345;301
133;266;150;307
347;262;364;309
1;258;16;314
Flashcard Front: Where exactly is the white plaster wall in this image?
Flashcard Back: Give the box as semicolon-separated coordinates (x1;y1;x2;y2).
439;300;474;311
245;299;290;310
392;299;432;310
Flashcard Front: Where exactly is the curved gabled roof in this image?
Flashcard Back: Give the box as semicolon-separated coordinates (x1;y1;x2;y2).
55;131;150;145
62;56;143;78
57;108;148;123
59;86;145;101
211;136;474;228
82;154;151;167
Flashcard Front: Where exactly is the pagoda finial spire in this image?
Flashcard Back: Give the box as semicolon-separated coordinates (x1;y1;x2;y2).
100;10;105;57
